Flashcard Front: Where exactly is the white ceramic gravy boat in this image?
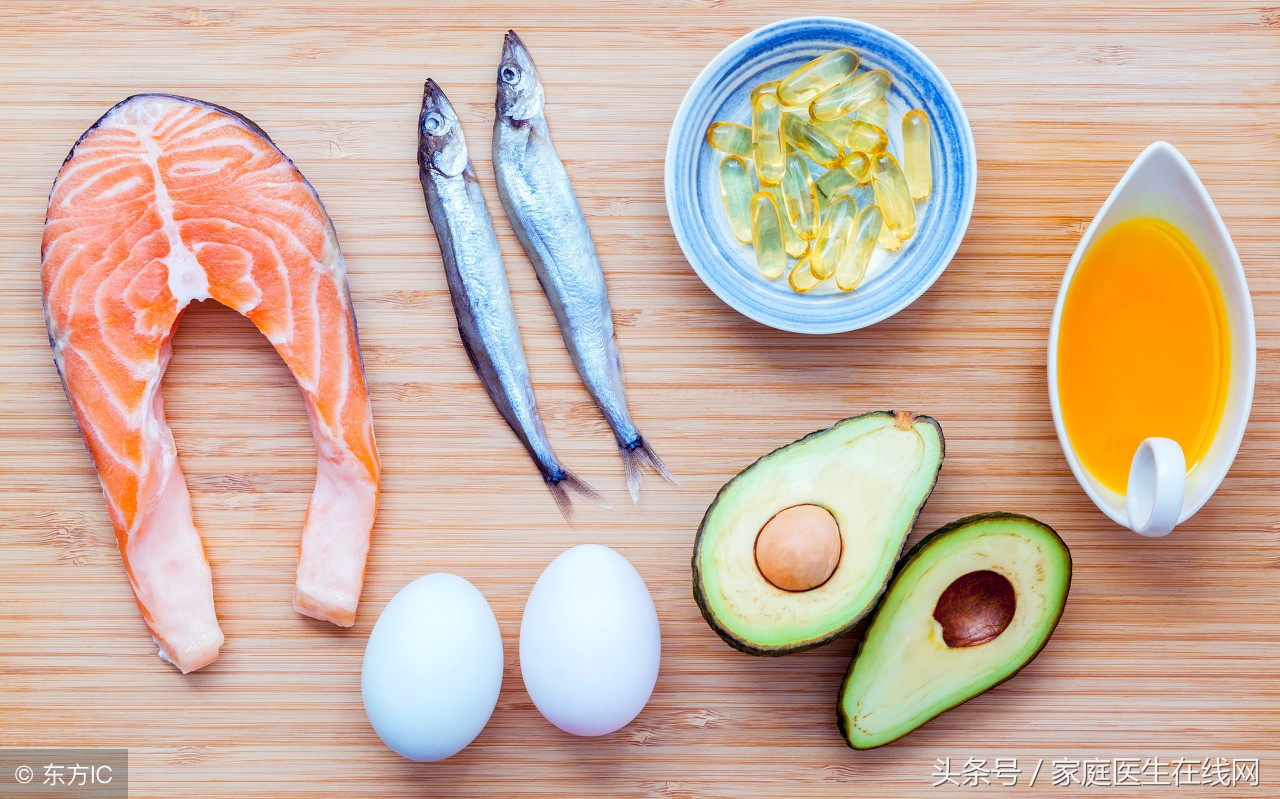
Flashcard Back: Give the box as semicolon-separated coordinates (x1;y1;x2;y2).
1048;141;1256;536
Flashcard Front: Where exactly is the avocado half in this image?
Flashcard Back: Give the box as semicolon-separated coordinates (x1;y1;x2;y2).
838;512;1072;749
693;411;944;656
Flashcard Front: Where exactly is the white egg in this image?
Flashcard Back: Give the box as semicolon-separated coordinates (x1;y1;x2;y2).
519;544;661;736
361;574;503;761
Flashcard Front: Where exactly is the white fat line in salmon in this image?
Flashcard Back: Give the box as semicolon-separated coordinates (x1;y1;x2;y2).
40;94;381;673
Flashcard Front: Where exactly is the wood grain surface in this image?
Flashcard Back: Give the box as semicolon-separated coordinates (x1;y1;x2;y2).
1;2;1278;797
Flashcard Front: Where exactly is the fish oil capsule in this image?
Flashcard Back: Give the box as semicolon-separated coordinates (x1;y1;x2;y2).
844;120;888;154
789;254;824;293
751;80;780;104
814;168;856;211
749;191;787;279
836;204;883;291
857;97;889;130
766;185;811;258
814;152;871;209
719;156;755;243
781;154;820;240
813;116;855;144
902;109;933;201
841;150;873;184
782;217;811;258
810;195;858;280
778;48;860;106
810;69;891;122
871;151;915;249
753;82;806;118
752;93;786;185
782;114;844;169
707;122;753;160
771;188;812;258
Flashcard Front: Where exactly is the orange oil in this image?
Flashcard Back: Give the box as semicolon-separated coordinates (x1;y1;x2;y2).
1057;216;1229;493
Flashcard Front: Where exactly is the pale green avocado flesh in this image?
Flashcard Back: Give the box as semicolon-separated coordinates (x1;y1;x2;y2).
693;412;944;655
838;513;1072;749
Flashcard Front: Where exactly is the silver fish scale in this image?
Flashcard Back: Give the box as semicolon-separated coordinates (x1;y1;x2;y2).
493;29;676;504
419;78;603;520
423;164;562;475
493;118;637;447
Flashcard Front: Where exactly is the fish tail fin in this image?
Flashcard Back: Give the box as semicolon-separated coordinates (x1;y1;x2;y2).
545;468;609;524
619;435;679;504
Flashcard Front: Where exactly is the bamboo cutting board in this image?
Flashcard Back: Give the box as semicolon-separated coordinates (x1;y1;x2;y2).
1;2;1278;797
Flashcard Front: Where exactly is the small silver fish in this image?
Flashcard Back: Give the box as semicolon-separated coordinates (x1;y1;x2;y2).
493;31;676;503
418;79;602;520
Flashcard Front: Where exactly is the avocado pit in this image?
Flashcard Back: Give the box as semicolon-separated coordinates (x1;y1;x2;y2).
754;504;842;592
933;570;1016;648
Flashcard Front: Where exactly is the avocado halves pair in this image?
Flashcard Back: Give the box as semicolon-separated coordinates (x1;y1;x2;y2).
417;32;675;521
691;411;1072;748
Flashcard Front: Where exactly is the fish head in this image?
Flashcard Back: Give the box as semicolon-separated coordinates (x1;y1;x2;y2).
496;30;544;124
419;80;468;178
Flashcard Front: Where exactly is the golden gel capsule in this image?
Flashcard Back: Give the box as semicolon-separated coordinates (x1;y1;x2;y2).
810;195;858;280
871;151;915;249
751;80;780;104
781;154;820;240
752;93;786;186
810;69;891;122
814;152;871;209
845;120;888;154
782;114;844;169
778;48;860;106
719;156;755;243
707;122;753;160
783;220;811;258
753;84;806;118
789;254;824;293
902;109;933;201
767;185;811;258
857;97;889;130
814;167;855;211
813;116;855;143
750;191;787;279
836;204;883;291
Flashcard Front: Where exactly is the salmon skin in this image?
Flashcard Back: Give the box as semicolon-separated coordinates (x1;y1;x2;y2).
417;80;603;522
493;31;676;503
41;94;381;673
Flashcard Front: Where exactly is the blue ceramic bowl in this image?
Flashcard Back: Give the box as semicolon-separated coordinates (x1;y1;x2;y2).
665;17;976;334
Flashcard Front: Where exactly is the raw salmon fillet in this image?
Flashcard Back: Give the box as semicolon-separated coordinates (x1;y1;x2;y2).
41;94;381;673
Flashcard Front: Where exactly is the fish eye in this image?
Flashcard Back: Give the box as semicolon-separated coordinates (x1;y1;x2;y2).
500;65;520;84
423;112;446;135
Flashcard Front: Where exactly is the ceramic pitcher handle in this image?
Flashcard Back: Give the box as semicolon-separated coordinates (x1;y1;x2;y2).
1125;437;1186;537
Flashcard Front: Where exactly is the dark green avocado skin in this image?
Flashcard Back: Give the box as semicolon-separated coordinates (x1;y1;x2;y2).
836;512;1073;749
691;411;945;657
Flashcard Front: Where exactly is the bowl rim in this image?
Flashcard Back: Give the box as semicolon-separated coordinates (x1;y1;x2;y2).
663;15;977;334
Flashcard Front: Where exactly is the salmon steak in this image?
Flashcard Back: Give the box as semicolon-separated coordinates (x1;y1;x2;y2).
40;94;381;673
